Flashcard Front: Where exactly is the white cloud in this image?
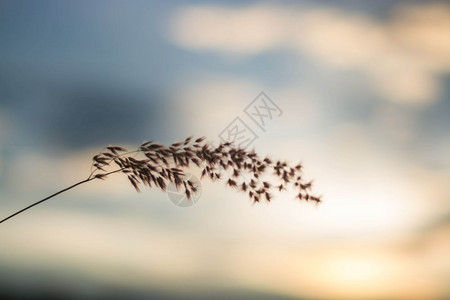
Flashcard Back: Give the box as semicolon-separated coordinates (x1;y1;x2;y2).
171;76;262;139
168;2;450;105
390;2;450;71
169;5;288;54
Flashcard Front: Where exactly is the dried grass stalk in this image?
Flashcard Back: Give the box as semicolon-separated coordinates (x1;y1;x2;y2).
0;136;321;224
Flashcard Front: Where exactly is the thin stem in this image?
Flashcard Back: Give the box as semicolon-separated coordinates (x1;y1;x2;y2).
0;177;94;225
88;150;139;179
94;167;126;178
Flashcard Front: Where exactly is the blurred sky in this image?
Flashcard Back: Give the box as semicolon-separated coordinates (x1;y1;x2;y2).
0;0;449;299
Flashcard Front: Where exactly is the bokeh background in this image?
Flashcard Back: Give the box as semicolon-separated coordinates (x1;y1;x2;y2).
1;0;449;299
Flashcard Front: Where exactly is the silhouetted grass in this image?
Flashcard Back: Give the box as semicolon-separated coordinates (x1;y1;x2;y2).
0;136;320;224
